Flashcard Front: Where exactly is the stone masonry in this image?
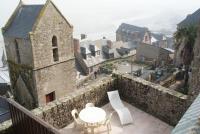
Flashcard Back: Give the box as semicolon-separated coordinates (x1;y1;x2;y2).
31;74;188;129
113;73;187;126
189;25;200;105
32;77;114;128
2;0;76;109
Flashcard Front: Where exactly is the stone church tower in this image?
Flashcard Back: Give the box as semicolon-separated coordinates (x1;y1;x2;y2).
2;0;76;109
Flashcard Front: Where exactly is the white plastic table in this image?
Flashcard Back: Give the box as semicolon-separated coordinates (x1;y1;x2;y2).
79;107;106;124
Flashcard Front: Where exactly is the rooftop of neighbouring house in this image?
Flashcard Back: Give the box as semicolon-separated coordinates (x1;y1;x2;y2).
178;8;200;28
60;102;173;134
172;93;200;134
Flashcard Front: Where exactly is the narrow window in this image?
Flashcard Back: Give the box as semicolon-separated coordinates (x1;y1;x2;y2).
46;91;55;103
15;40;21;63
52;36;57;47
145;36;148;42
53;48;59;61
52;36;59;62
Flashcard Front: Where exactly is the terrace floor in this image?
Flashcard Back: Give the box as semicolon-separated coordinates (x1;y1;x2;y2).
60;102;173;134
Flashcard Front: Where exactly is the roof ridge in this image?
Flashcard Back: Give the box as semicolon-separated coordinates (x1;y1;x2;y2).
121;23;148;29
22;4;44;6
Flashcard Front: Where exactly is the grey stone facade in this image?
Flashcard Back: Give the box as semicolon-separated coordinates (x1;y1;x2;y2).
2;0;76;109
136;43;172;66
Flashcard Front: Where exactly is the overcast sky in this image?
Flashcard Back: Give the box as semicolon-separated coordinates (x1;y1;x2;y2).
0;0;200;41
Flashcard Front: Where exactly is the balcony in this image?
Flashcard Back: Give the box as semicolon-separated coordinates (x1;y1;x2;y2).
60;102;173;134
1;73;188;134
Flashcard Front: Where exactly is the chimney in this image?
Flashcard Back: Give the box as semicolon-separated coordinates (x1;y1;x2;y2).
89;44;96;56
73;38;80;54
107;40;112;48
81;34;87;40
80;47;87;59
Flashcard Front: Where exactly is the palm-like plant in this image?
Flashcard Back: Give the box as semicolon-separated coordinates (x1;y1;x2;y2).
174;25;198;93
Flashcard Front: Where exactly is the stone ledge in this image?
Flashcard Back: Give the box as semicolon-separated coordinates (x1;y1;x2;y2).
113;73;187;100
32;76;114;128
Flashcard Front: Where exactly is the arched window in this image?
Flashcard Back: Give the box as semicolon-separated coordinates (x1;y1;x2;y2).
52;36;57;47
15;39;21;63
52;36;59;62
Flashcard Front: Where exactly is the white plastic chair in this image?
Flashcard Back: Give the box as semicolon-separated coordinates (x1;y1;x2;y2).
71;109;86;130
85;103;95;108
107;90;133;125
100;111;114;133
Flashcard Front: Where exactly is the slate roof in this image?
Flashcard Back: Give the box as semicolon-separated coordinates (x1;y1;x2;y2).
122;41;138;50
178;8;200;28
80;40;105;67
0;68;10;84
151;33;165;41
172;94;200;134
4;4;44;38
116;23;149;40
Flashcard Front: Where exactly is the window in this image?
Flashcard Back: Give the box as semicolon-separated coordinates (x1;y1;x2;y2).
96;51;100;56
46;91;55;103
52;36;58;47
53;48;59;61
15;40;21;63
145;36;148;42
52;36;59;62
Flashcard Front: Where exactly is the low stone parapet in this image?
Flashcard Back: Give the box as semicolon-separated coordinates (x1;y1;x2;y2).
32;77;114;129
31;73;188;129
113;73;188;126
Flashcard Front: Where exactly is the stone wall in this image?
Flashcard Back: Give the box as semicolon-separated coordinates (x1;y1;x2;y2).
32;74;188;129
32;77;114;129
3;1;76;109
8;61;37;109
3;37;33;66
31;1;74;69
30;1;76;107
113;73;188;126
34;59;76;107
189;25;200;105
136;43;171;65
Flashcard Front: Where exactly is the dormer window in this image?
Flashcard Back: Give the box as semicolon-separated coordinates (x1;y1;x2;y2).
87;54;92;59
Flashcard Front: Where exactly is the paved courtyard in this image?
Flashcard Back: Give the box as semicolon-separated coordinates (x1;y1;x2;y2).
60;102;173;134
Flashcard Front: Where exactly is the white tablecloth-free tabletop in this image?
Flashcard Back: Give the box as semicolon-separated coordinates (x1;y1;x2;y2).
79;107;106;124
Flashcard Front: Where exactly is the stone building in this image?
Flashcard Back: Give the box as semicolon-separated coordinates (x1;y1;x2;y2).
136;43;173;66
151;33;168;48
75;40;104;75
2;0;76;109
116;23;151;44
